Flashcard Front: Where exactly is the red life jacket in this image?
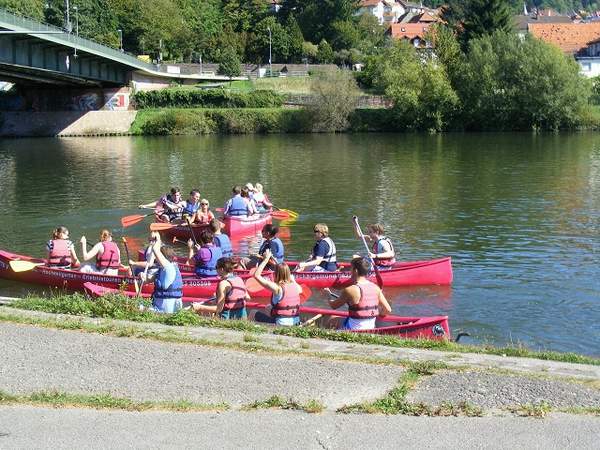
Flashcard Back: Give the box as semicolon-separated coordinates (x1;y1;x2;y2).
96;241;121;270
372;236;395;266
222;276;247;311
48;239;72;267
348;281;380;319
271;283;301;318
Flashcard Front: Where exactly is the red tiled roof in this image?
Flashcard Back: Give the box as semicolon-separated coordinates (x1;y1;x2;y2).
529;22;600;54
388;23;431;40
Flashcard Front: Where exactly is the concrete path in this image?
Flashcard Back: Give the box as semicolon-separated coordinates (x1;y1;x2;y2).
1;406;599;450
0;322;402;409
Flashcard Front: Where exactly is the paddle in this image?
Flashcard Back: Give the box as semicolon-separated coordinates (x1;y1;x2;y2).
353;216;384;288
121;212;154;228
301;313;322;327
271;210;291;220
273;206;298;218
185;217;199;246
121;237;139;294
9;260;45;273
149;222;177;232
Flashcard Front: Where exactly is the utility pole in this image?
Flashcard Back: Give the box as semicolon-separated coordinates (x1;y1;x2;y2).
268;26;272;76
73;5;78;57
64;0;72;33
199;54;203;74
118;29;123;52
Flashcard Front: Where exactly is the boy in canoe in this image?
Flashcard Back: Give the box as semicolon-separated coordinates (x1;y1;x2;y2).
138;187;186;223
187;230;222;278
210;219;233;258
191;257;249;320
181;189;201;223
239;224;284;269
296;223;337;272
353;222;396;269
149;231;183;314
326;257;391;330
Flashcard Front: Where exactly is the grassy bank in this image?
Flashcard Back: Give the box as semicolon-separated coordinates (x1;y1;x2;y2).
129;107;396;135
6;294;600;367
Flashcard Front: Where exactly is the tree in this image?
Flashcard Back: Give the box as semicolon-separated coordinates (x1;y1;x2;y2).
458;31;590;130
0;0;45;21
286;16;305;62
246;16;290;64
316;40;334;63
309;68;359;131
331;20;360;51
462;0;513;43
222;0;269;33
217;46;242;80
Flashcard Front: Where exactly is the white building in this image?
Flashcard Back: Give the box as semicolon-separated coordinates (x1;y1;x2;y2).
358;0;406;25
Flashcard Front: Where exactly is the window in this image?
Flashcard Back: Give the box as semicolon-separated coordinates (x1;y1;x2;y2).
581;62;592;72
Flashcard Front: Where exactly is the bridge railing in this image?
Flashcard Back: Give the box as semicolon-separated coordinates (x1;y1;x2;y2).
0;8;155;72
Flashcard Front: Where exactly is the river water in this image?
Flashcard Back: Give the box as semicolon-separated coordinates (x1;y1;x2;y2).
0;133;598;356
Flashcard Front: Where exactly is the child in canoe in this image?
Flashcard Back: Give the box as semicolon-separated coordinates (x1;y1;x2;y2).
191;257;249;320
252;249;302;326
352;221;396;269
46;226;80;269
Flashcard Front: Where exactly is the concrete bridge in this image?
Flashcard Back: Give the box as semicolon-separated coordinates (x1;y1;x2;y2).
0;8;236;88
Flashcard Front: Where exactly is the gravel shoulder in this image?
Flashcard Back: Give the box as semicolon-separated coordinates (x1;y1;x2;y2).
1;406;600;450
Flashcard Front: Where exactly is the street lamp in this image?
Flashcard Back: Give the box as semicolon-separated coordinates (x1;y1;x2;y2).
117;29;123;52
267;26;272;76
64;0;72;33
72;5;78;57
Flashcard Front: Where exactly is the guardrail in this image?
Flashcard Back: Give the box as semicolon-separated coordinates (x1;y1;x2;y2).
0;8;155;72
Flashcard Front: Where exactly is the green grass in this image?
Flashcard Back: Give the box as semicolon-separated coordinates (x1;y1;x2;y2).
254;77;312;94
509;401;552;418
242;395;324;413
5;293;600;367
0;390;228;412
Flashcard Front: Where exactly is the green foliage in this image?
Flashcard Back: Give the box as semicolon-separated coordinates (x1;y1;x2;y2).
457;31;591;130
316;40;335;64
0;0;45;21
590;76;600;104
217;47;242;79
309;68;359;131
246;16;290;64
462;0;514;44
132;88;284;109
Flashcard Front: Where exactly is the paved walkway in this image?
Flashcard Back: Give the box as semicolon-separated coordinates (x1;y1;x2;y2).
1;407;599;449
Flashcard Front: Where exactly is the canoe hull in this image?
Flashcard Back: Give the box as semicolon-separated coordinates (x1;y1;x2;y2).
223;213;272;238
84;282;450;340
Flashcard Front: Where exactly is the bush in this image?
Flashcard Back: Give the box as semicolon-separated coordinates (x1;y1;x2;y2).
131;108;313;135
308;69;359;132
132;89;284;109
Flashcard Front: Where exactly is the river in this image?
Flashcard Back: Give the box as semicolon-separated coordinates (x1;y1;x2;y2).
0;133;598;356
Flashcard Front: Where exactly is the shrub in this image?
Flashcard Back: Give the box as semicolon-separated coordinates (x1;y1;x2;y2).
132;89;284;109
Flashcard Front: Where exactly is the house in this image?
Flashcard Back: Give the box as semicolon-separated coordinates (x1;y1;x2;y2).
387;23;433;48
528;22;600;77
358;0;406;25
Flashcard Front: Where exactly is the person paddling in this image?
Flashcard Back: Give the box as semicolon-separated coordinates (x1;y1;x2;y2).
325;257;391;330
80;229;122;276
182;189;201;223
353;222;396;269
224;186;249;217
187;230;222;278
46;226;80;269
149;231;183;314
296;223;337;272
210;218;233;258
139;187;186;223
252;183;273;213
252;249;301;326
191;257;249;320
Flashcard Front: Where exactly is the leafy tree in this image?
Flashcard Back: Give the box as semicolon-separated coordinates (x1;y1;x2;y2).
458;31;590;130
246;16;290;64
0;0;45;21
302;41;319;62
331;20;360;51
217;46;242;79
316;40;334;63
309;68;359;131
222;0;269;33
355;13;386;55
286;16;305;62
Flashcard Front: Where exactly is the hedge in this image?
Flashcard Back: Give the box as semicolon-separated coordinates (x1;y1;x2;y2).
132;89;284;109
129;107;401;135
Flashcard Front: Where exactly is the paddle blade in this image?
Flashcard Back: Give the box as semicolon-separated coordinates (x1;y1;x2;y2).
299;284;311;302
281;208;299;218
271;210;290;220
121;214;148;228
278;227;291;239
10;260;45;272
150;222;176;231
244;268;264;294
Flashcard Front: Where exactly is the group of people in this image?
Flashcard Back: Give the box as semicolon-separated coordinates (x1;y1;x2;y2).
140;182;273;225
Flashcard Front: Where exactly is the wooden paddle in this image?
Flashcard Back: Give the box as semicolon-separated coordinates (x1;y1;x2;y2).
301;313;322;327
9;260;45;273
121;237;139;294
121;212;154;228
353;216;384;288
185;217;199;246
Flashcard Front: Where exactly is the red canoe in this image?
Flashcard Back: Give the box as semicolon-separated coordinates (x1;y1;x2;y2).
0;249;247;298
83;282;450;340
223;213;272;238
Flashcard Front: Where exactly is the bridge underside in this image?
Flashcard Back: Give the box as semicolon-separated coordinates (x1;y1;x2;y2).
0;33;129;87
